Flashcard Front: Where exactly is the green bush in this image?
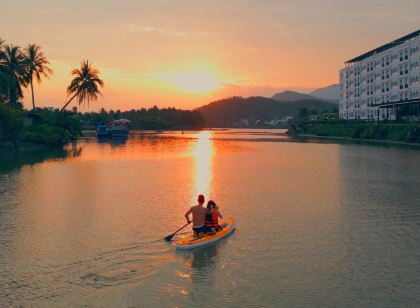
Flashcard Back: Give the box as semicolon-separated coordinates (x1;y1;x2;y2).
1;103;80;146
21;123;70;145
30;109;81;137
0;102;24;143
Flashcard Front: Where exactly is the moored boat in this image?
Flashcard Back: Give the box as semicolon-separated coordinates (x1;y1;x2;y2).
96;125;109;137
96;119;130;138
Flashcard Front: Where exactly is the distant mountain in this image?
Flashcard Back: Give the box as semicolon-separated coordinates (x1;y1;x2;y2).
310;84;340;102
272;90;316;102
196;96;337;127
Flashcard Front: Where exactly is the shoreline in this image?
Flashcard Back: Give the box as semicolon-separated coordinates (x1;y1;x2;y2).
288;133;420;147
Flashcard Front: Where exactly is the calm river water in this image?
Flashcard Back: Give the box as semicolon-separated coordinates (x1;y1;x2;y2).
0;129;419;307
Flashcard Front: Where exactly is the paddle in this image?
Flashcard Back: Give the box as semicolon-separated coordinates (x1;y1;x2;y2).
164;222;191;242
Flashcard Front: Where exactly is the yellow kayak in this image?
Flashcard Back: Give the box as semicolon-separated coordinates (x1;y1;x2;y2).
175;217;235;250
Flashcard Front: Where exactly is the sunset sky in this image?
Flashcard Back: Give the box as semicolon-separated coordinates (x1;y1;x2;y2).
2;0;419;111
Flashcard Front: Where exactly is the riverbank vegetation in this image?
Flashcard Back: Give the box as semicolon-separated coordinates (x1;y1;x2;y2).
288;122;420;143
79;107;205;130
0;39;88;147
0;102;81;146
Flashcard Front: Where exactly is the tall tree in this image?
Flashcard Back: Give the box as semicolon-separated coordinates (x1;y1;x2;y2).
24;44;53;109
0;45;27;105
0;38;8;102
60;60;104;112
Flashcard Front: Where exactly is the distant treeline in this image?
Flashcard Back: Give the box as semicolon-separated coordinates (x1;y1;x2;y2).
79;106;206;130
196;96;338;127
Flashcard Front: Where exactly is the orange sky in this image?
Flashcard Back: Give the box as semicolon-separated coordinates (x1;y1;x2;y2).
1;0;419;111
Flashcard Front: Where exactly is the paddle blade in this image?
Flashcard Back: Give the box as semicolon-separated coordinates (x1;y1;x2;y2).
164;234;174;242
164;222;190;242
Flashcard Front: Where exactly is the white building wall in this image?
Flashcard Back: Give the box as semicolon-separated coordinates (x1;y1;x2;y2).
339;33;420;121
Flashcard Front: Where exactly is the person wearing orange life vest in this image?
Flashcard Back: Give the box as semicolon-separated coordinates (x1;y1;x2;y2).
205;200;223;232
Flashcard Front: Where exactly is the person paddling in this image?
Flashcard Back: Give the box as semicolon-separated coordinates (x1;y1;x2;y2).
205;200;223;232
185;194;209;238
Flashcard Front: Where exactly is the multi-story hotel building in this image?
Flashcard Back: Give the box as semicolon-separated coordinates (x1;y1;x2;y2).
339;30;420;121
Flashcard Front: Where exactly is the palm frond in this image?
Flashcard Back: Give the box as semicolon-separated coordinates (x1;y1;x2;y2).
63;60;104;110
24;43;53;83
0;44;27;104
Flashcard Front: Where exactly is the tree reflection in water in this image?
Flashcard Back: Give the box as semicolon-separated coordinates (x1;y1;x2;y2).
0;146;68;173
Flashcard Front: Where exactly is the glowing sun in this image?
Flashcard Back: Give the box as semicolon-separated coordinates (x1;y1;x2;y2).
158;69;224;94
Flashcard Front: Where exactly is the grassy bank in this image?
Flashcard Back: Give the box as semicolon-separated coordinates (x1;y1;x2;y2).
287;122;420;144
0;102;81;148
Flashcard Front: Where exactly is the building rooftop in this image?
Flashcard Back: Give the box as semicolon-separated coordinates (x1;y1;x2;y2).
345;29;420;64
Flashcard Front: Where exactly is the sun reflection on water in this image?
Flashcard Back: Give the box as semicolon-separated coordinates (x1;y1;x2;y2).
191;131;214;198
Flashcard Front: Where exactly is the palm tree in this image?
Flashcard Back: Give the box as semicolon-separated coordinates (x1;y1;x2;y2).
60;60;104;112
24;44;53;109
0;45;27;105
0;38;9;102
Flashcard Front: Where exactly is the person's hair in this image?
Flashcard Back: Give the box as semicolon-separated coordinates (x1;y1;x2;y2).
198;194;205;203
207;200;216;209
